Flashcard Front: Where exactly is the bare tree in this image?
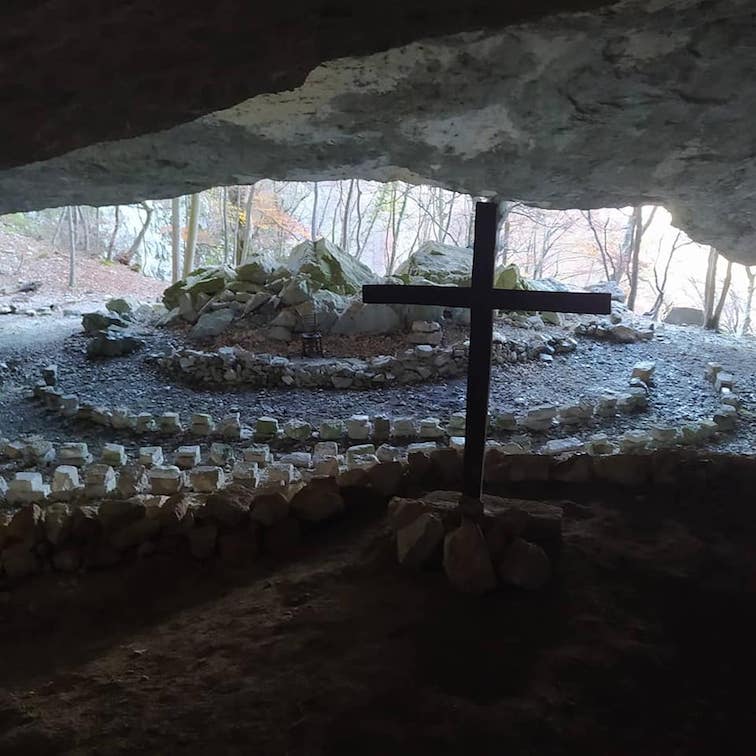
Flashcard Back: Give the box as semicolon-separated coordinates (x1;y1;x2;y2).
384;183;410;275
67;207;76;287
708;257;733;331
222;187;229;263
340;178;355;252
242;183;256;259
107;206;120;261
171;197;181;283
311;181;319;241
645;230;693;319
742;266;755;336
627;205;658;311
121;201;153;266
703;246;719;327
183;193;200;278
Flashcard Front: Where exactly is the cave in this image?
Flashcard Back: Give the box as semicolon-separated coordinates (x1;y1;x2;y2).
1;1;755;753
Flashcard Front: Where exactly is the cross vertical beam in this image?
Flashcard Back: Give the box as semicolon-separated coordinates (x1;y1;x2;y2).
461;202;497;507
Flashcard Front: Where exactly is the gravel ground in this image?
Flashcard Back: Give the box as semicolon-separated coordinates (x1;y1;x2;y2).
1;313;755;454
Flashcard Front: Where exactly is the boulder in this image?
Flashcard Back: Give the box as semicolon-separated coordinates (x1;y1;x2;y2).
497;538;551;590
397;512;444;567
286;238;376;294
87;330;144;358
331;301;402;335
494;263;528;291
290;477;344;522
236;252;274;284
586;280;627;302
163;265;236;310
105;297;137;317
188;307;235;341
396;241;473;286
664;306;704;326
82;311;128;333
443;519;498;594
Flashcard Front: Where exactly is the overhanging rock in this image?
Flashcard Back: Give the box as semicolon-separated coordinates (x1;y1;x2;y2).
0;0;755;262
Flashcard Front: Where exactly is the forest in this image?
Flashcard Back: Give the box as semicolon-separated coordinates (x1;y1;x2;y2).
4;179;754;334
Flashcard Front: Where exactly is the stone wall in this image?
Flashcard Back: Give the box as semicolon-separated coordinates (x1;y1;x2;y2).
156;335;577;389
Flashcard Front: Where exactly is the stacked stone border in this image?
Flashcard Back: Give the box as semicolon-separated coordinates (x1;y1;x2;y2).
1;445;754;593
154;334;577;390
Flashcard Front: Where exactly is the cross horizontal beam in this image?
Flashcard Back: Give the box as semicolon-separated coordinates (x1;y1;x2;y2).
363;284;611;314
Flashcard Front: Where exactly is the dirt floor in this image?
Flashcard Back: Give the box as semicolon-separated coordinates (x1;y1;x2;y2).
1;491;755;755
1;311;755;455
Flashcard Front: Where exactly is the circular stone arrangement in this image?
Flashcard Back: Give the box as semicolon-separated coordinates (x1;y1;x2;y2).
155;333;578;389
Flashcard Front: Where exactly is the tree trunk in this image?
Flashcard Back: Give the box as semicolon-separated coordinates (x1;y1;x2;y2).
183;193;200;278
703;246;718;326
67;207;76;287
707;257;733;330
51;208;66;248
78;206;89;251
243;184;256;258
742;266;755;336
123;201;153;265
222;187;229;263
171;197;181;283
626;206;643;310
311;182;319;241
107;206;120;261
341;178;355;252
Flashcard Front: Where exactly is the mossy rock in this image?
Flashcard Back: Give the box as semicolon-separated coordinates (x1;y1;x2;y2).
287;238;375;295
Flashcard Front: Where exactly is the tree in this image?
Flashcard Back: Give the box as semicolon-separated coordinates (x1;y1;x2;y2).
742;266;755;336
709;257;733;331
107;206;120;261
67;206;76;287
384;183;410;275
171;197;181;283
311;181;319;240
645;230;693;320
627;205;658;311
703;246;719;327
120;201;153;266
183;193;200;278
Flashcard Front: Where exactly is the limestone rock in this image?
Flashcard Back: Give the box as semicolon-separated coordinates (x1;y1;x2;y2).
286;238;375;295
290;477;343;522
148;465;183;495
190;466;226;493
497;538;551;590
397;512;444;567
188;307;235;341
443;520;497;594
331;301;401;335
87;330;144;358
82;311;127;333
397;241;473;286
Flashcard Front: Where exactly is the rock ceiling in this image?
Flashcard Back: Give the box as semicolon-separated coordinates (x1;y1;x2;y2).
2;0;756;262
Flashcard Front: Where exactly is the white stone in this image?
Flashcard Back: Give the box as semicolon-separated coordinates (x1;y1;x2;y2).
190;465;226;492
714;372;735;392
392;418;417;438
284;419;313;442
347;453;379;470
619;430;651;452
705;362;722;383
85;464;117;497
346;444;376;464
631;360;656;383
243;444;271;465
190;413;215;435
232;460;260;483
264;462;295;484
397;512;444;567
319;419;344;440
58;442;92;467
52;465;80;492
542;437;585;455
209;442;235;466
447;412;466;433
279;451;312;468
159;412;183;433
411;320;441;333
313;441;339;460
376;444;401;463
139;446;164;467
0;476;7;500
418;417;444;439
713;404;737;430
175;445;202;469
595;395;618;417
101;443;127;466
135;413;156;432
650;426;679;445
8;472;50;503
449;436;465;452
313;457;340;477
347;414;371;440
407;441;437;454
256;416;279;438
60;395;79;417
111;408;136;430
148;465;183;495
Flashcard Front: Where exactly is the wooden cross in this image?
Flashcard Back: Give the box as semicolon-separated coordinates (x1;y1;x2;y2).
363;201;611;513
